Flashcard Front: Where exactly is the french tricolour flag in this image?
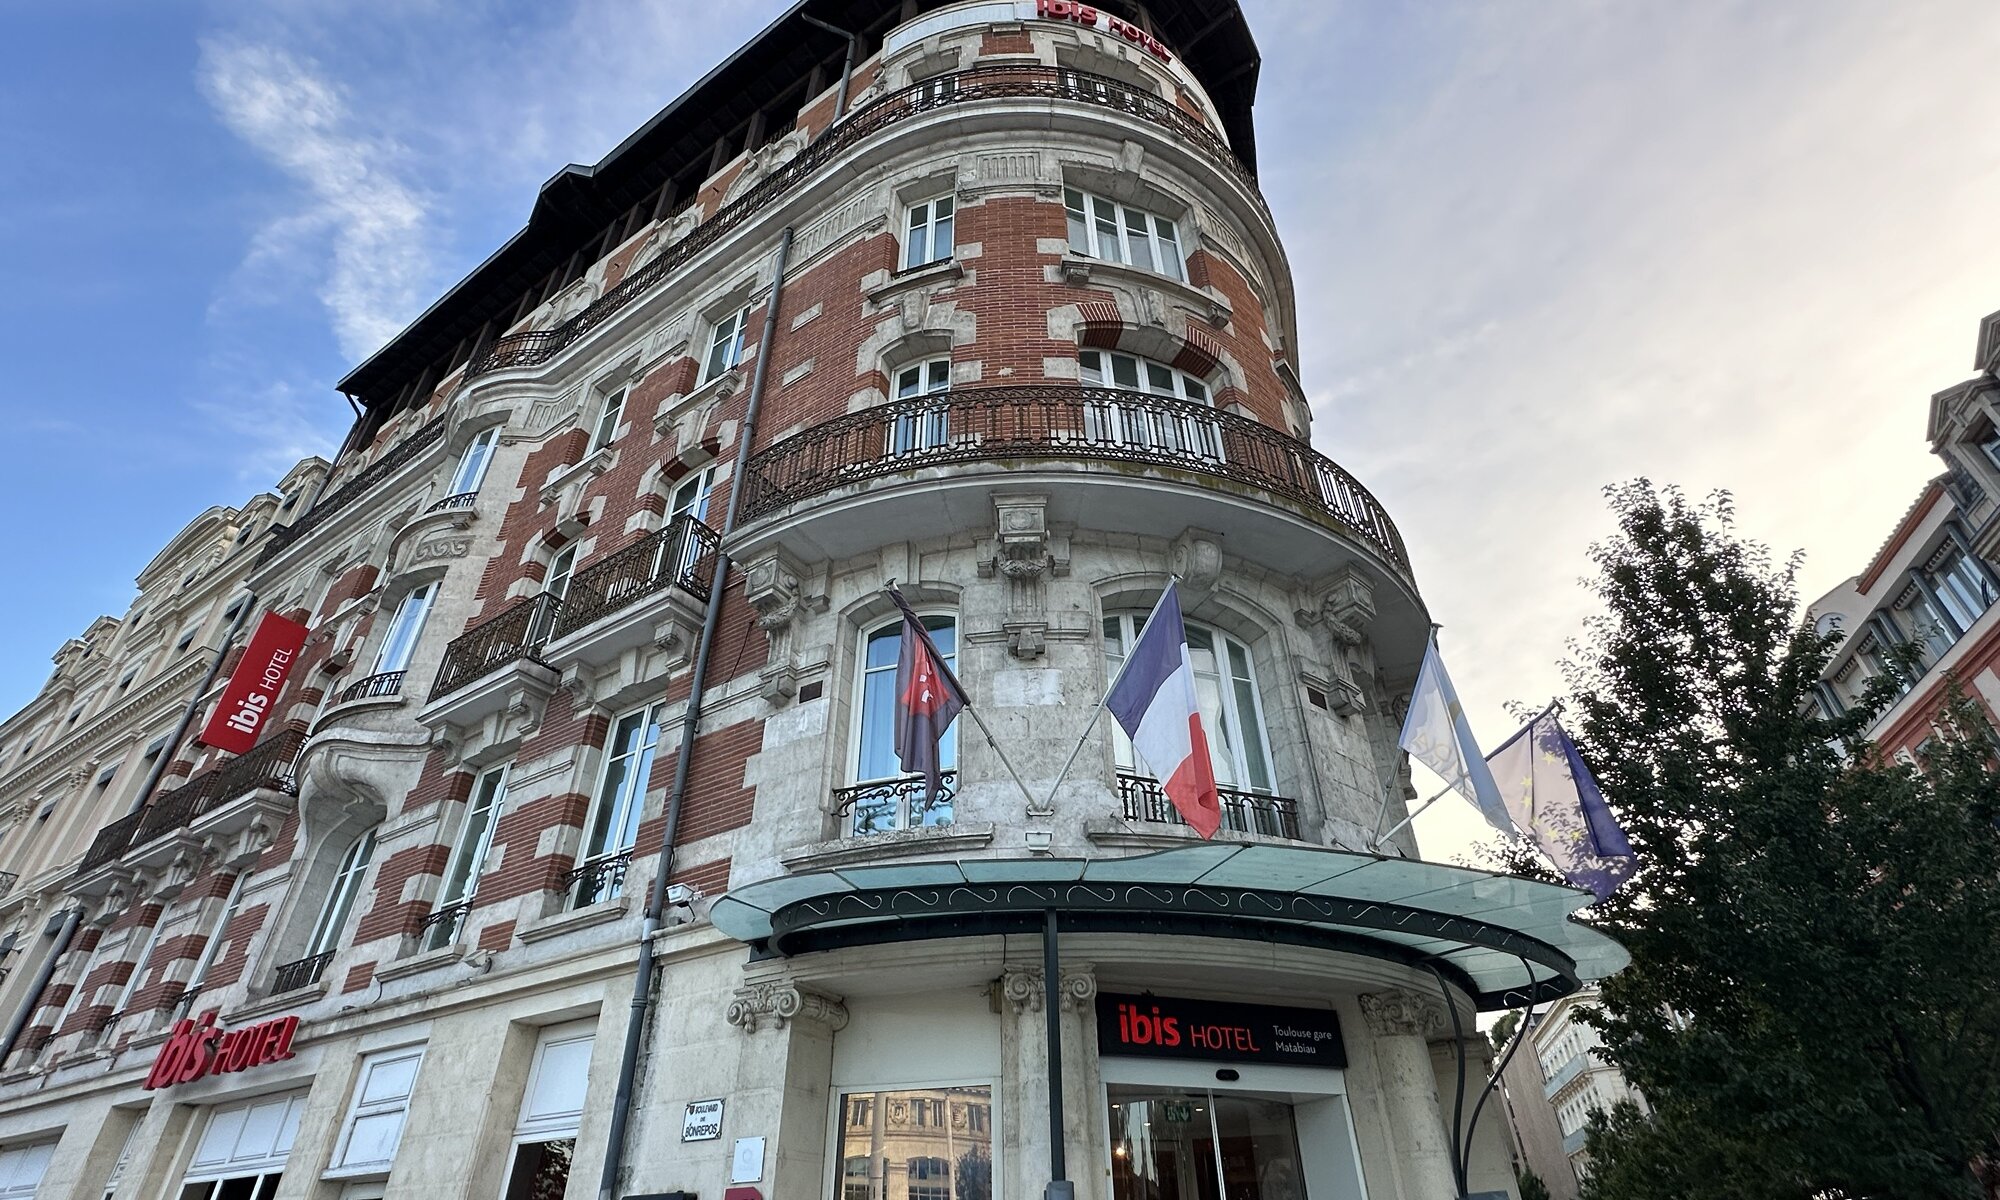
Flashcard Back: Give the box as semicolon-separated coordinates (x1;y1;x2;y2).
1106;582;1223;837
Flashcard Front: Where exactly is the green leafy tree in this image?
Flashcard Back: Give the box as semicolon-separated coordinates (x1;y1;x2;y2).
1553;483;2000;1199
1519;1168;1555;1200
1491;1009;1523;1053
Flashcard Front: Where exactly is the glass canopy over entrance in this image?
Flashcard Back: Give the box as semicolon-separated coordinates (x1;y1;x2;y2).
710;844;1628;1009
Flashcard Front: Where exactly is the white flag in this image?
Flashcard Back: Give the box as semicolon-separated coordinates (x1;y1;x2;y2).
1398;636;1513;835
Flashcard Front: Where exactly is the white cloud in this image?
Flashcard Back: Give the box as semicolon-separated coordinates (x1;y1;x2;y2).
1251;0;2000;861
198;39;431;359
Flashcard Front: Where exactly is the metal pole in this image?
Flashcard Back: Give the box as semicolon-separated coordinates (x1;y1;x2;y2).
1042;909;1072;1200
799;14;860;121
129;593;260;815
960;703;1040;816
597;227;792;1200
1371;780;1456;850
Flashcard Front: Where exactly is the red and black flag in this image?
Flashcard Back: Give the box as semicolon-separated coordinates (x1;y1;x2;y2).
888;586;969;804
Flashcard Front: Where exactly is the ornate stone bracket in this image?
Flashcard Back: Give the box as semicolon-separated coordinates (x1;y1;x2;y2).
1358;989;1446;1039
1170;528;1223;596
743;549;826;702
725;982;850;1034
978;495;1070;659
999;964;1097;1013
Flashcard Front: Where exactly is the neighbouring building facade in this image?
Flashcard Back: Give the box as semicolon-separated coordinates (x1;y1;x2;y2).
1810;308;2000;757
0;4;1625;1199
1492;1012;1577;1200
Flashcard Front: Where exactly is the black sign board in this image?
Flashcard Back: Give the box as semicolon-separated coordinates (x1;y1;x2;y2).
1096;993;1347;1068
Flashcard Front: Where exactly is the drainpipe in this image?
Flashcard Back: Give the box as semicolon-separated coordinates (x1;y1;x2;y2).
800;13;861;121
598;226;793;1200
0;908;80;1068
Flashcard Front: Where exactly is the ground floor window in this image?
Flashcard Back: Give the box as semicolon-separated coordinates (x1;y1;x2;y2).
1107;1085;1305;1200
178;1092;306;1200
832;1085;993;1200
501;1022;595;1200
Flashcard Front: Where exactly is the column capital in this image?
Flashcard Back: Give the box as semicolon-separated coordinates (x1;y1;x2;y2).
999;964;1097;1013
1358;989;1446;1039
725;981;849;1034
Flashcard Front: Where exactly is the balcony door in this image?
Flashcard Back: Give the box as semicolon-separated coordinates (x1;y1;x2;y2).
1079;351;1222;464
654;467;716;585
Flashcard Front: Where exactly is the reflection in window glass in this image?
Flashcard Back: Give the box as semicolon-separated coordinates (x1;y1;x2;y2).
832;1086;992;1200
1104;613;1275;801
850;615;957;833
1107;1085;1306;1200
500;1138;573;1200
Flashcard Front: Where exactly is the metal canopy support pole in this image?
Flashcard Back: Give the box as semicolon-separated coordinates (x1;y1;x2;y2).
1042;909;1074;1200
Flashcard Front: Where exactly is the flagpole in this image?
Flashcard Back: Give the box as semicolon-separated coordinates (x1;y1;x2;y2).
960;702;1042;816
1370;624;1443;846
1035;578;1181;812
1371;780;1458;849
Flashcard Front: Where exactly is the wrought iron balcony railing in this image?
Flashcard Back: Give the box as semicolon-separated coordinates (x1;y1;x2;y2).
425;490;479;513
468;64;1259;381
256;414;449;566
1117;772;1302;840
272;950;334;994
737;385;1409;572
130;728;308;847
566;850;632;909
546;514;719;642
76;810;147;876
832;771;958;835
420;901;473;951
162;986;204;1019
335;670;406;705
429;592;562;703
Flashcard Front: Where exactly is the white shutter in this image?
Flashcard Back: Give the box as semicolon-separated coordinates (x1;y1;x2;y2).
0;1142;54;1198
331;1046;426;1174
516;1024;595;1140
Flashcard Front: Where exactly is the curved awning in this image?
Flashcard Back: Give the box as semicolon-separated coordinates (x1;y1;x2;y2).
709;844;1629;1011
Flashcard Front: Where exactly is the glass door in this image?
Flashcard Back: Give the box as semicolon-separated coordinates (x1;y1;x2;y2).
1107;1085;1308;1200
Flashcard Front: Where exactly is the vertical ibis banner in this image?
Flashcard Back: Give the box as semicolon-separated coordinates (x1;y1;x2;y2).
199;613;310;754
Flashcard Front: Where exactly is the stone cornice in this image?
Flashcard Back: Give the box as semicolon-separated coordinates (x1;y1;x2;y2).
0;652;209;804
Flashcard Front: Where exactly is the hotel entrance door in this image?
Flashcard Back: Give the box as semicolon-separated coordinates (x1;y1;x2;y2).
1107;1085;1308;1200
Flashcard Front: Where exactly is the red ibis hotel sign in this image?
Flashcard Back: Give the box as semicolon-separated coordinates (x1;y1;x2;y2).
1097;993;1347;1068
1034;0;1173;63
199;612;310;754
145;1011;300;1090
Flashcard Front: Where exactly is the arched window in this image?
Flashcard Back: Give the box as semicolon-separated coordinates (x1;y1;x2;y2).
1078;350;1220;463
1103;612;1278;827
907;1156;951;1200
847;613;957;834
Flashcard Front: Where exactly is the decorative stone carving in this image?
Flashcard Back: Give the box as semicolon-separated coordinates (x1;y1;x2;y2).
725;982;850;1033
1169;528;1224;596
1358;989;1446;1039
742;549;824;702
412;535;473;564
1303;566;1376;647
998;964;1097;1013
981;495;1069;659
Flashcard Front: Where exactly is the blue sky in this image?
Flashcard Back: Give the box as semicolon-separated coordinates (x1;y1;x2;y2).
4;1;1998;858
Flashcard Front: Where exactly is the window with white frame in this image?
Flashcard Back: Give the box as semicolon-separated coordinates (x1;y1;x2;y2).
0;1141;54;1199
848;613;957;834
300;827;377;965
178;1091;306;1199
654;466;717;585
902;194;955;270
448;426;500;495
530;545;578;645
1924;541;1997;631
499;1024;595;1200
573;706;662;907
186;873;249;993
701;306;752;384
99;1119;141;1200
1078;349;1220;461
1893;586;1958;662
329;1045;426;1176
890;358;951;455
1064;187;1184;281
1103;612;1279;820
175;621;203;653
373;582;436;675
589;388;627;454
112;915;166;1015
427;765;507;950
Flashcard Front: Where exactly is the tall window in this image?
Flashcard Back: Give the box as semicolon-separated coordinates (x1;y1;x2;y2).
833;1087;991;1200
330;1046;426;1176
111;917;164;1016
575;706;662;905
590;389;627;453
1064;187;1184;281
500;1024;593;1200
448;427;499;495
1925;543;1996;631
1078;350;1220;461
903;195;955;270
374;583;436;675
186;873;249;992
531;546;577;644
890;359;951;455
303;828;377;961
1104;613;1276;800
427;766;507;950
1895;587;1958;663
657;467;717;585
849;614;956;833
702;307;752;384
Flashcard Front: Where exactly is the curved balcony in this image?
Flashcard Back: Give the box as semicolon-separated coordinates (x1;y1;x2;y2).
468;63;1263;381
738;383;1408;571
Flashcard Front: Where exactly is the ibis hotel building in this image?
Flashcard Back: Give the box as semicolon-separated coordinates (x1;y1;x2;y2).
0;3;1624;1199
